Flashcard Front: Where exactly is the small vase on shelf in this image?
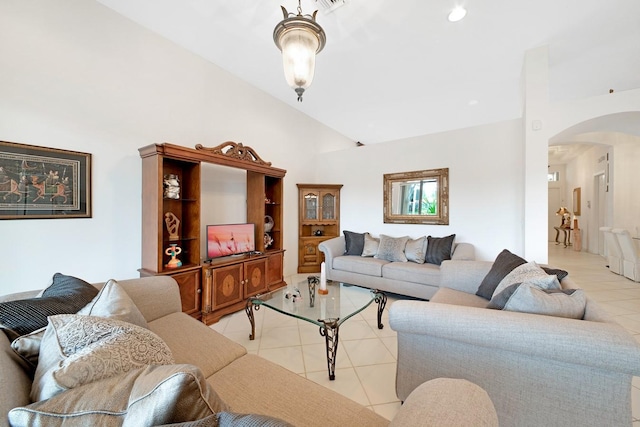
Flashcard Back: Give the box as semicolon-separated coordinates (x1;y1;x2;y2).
165;243;182;269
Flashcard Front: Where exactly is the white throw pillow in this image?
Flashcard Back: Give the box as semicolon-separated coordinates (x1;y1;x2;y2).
361;233;380;257
31;314;174;402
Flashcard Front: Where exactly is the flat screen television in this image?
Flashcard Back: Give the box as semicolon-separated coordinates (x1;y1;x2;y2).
206;223;256;259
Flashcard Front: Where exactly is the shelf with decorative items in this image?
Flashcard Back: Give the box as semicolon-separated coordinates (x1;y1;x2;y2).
296;184;342;273
140;141;287;324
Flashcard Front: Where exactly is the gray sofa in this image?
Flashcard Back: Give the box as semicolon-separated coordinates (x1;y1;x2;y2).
1;275;500;427
319;235;475;300
389;260;640;427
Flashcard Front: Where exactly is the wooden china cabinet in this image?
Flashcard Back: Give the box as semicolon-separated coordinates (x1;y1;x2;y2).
296;184;342;273
139;142;286;324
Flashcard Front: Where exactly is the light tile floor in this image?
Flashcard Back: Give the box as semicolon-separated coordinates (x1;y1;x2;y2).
212;243;640;423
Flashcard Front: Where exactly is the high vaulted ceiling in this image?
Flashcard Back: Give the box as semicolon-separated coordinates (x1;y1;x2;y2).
97;0;640;145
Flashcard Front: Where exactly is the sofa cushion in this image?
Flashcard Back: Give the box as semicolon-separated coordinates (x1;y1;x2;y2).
149;312;247;378
430;288;489;308
12;278;148;369
541;267;569;281
475;249;526;300
425;234;456;265
383;262;441;286
490;283;586;319
333;255;388;277
343;231;365;255
10;364;228;427
491;262;560;299
405;236;427;264
375;234;410;262
361;233;380;257
209;354;388;427
0;273;98;339
32;314;174;402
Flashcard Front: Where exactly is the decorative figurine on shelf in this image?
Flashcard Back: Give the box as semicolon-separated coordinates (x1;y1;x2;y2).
556;207;571;228
163;174;180;199
165;243;182;269
264;233;273;249
313;229;323;236
164;212;180;241
264;215;274;233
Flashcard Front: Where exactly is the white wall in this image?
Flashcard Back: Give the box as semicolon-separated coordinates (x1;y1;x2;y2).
318;119;525;262
0;0;353;294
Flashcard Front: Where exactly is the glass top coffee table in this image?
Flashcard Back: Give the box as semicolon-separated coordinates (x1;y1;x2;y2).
245;277;387;380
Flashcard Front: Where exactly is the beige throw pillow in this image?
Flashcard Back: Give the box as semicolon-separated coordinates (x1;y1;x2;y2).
361;233;380;257
374;234;410;262
405;236;427;264
31;314;174;402
11;364;228;427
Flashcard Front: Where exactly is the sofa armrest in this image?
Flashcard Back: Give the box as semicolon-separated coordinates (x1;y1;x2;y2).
109;276;182;322
451;242;475;260
389;300;640;376
390;378;498;427
318;237;345;280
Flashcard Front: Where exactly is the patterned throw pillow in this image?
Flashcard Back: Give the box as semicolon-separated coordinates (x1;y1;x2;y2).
424;234;456;265
31;314;174;402
374;235;410;262
0;273;98;339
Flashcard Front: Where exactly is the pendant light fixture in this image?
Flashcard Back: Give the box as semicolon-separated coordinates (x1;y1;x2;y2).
273;1;326;102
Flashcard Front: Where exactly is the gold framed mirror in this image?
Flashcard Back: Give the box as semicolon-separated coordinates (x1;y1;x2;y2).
573;187;581;216
383;168;449;225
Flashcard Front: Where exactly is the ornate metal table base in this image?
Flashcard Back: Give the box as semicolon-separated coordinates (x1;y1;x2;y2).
246;289;387;381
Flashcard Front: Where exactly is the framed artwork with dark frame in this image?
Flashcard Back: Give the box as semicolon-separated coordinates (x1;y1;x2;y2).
0;141;91;219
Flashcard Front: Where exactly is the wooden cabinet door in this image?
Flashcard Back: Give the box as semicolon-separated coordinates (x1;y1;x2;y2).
319;190;338;222
211;263;243;310
170;268;202;319
244;258;267;297
266;251;284;289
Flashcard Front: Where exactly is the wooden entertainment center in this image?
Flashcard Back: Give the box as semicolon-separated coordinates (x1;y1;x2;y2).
138;142;286;324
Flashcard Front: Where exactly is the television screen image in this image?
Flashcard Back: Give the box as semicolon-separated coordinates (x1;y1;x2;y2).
207;223;255;259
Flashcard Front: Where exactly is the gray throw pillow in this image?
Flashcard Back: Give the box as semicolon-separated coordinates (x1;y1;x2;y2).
425;234;456;265
475;249;526;300
343;231;365;255
374;235;410;262
490;283;586;319
405;236;427;264
0;273;98;339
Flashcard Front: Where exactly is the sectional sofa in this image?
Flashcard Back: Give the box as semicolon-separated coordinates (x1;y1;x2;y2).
319;234;475;300
1;275;499;427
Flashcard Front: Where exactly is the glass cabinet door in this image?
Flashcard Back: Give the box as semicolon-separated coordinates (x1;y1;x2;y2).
304;193;318;221
321;193;336;220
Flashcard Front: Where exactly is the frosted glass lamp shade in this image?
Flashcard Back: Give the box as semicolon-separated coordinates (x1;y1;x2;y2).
274;6;326;101
280;29;318;91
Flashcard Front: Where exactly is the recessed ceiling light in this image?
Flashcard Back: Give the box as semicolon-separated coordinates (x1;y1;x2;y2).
448;6;467;22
